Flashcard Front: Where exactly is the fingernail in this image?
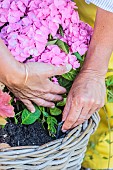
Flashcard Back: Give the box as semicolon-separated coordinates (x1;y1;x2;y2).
51;105;55;108
62;129;67;133
31;109;35;113
66;64;72;72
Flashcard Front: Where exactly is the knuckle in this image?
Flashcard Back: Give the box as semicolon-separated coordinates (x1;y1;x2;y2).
25;100;30;105
96;100;101;105
46;104;52;108
79;96;86;104
37;103;41;106
90;98;95;104
68;117;75;124
72;99;77;106
72;95;83;105
76;95;82;101
46;94;51;100
54;96;61;101
37;101;43;106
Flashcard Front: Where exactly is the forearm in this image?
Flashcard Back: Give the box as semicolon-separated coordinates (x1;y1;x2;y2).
0;38;24;86
82;8;113;76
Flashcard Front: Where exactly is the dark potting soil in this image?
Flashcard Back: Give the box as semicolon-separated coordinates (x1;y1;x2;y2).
0;121;53;147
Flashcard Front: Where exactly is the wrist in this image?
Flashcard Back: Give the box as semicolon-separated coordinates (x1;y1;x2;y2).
80;68;106;79
82;46;110;76
76;69;105;83
0;39;25;88
0;61;25;88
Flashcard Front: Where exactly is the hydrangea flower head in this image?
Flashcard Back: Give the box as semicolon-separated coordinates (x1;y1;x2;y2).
0;0;93;67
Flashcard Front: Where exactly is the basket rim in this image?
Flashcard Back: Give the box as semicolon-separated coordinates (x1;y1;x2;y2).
0;112;100;152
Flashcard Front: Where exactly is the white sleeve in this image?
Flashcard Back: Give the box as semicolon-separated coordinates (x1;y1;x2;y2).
85;0;113;12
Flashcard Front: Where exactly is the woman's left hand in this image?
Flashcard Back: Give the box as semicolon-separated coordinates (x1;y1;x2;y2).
62;70;106;132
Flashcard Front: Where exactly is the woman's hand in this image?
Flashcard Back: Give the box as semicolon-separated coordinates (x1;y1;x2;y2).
7;62;71;113
0;38;72;113
62;70;106;131
61;7;113;132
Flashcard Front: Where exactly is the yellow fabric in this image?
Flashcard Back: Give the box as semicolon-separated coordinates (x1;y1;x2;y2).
74;0;113;169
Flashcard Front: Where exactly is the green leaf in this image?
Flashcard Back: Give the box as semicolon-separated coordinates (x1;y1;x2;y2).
47;116;57;134
22;107;41;125
58;76;72;92
73;52;84;61
1;125;5;129
107;89;113;103
42;111;49;118
46;39;58;46
106;76;113;103
103;157;108;160
47;39;69;54
108;69;113;72
89;155;93;160
57;98;67;106
59;25;64;37
89;142;96;149
38;106;45;112
106;76;113;87
105;139;111;144
50;107;62;116
62;69;77;81
56;39;69;54
15;111;22;117
14;117;18;124
48;34;53;41
47;116;57;125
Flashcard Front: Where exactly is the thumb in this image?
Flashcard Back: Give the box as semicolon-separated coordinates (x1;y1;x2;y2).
49;64;72;77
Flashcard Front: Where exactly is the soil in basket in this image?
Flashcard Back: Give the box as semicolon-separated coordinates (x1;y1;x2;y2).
0;121;53;147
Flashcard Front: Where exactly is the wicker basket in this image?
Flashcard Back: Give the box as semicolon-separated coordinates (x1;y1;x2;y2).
0;112;100;170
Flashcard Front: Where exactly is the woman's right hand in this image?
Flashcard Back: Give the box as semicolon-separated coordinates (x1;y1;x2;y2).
7;62;71;112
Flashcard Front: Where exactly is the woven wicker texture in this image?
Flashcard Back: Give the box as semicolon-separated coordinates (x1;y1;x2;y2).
0;112;100;170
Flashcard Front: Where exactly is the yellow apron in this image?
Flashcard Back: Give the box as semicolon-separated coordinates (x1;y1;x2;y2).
74;0;113;169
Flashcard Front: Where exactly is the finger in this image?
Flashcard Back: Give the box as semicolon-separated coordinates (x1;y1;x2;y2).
32;98;55;108
71;108;90;128
39;93;63;102
87;107;100;118
16;85;64;101
62;102;83;131
72;120;85;128
48;64;72;77
80;105;100;123
62;96;71;121
21;99;35;113
87;98;103;118
74;106;91;124
72;101;99;128
49;81;66;94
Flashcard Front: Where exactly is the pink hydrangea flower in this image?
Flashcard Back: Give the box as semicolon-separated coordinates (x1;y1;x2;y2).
0;90;14;118
51;77;59;85
0;0;93;69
